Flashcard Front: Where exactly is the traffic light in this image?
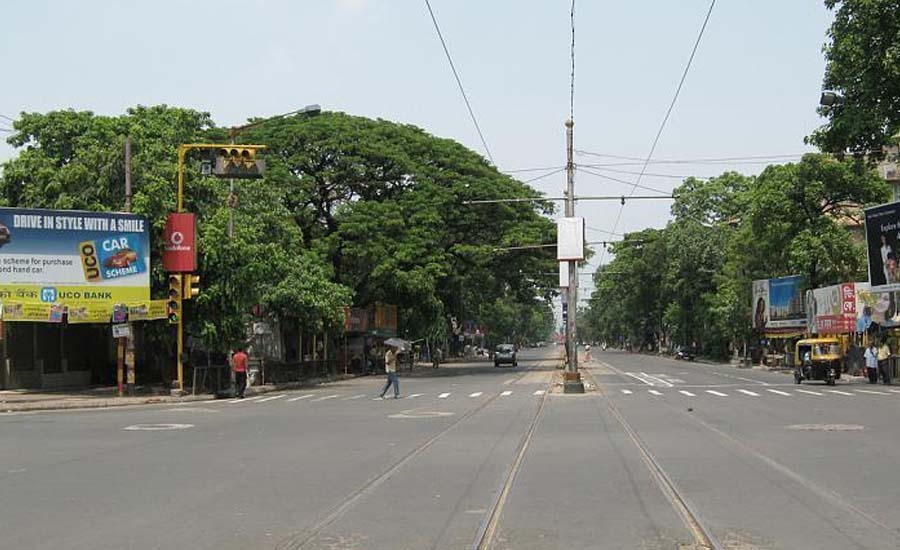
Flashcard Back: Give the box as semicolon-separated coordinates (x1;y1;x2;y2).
167;274;182;324
214;147;266;179
183;274;200;300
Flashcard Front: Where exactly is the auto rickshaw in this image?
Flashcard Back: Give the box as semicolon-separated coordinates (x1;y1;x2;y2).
793;338;843;385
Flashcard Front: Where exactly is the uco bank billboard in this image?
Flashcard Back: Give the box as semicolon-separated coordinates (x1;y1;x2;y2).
0;207;150;304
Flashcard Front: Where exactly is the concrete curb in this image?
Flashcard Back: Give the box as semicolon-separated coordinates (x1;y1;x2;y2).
0;372;367;413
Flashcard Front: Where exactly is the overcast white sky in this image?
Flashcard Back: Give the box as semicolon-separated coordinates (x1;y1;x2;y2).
0;0;834;299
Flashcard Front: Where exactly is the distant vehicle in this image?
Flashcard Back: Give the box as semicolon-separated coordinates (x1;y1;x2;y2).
675;346;695;361
494;344;517;367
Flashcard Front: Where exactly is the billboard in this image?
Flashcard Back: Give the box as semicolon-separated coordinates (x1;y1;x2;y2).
557;217;585;261
162;213;197;272
865;201;900;291
806;283;862;334
752;275;806;330
0;207;150;305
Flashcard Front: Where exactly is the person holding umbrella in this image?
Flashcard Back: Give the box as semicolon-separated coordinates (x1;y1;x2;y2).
378;339;406;399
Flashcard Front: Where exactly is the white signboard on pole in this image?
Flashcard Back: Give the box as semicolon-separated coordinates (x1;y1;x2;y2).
559;261;569;288
557;217;585;261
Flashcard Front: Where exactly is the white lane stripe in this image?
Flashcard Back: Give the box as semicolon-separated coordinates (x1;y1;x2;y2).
621;389;633;395
500;390;513;396
766;389;791;396
344;394;365;400
288;394;313;402
469;392;483;397
256;394;286;403
624;372;658;386
706;390;728;397
679;390;696;397
533;390;546;396
648;390;663;396
407;393;423;398
856;389;890;395
230;395;266;403
438;392;451;398
888;389;900;394
312;394;339;402
796;389;823;396
825;390;854;396
737;389;760;397
641;372;674;388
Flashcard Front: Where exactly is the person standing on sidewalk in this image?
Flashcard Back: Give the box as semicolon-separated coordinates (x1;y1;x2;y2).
379;344;400;399
879;340;893;385
864;343;879;384
233;347;249;398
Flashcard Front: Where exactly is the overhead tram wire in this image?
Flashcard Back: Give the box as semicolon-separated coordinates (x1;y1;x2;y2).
522;167;567;184
578;167;672;195
424;0;494;164
574;149;805;166
599;0;716;265
581;165;711;180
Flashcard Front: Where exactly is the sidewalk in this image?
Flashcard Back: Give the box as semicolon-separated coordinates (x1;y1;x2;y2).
0;372;366;413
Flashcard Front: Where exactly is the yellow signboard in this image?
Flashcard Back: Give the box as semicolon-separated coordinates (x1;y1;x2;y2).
127;300;167;321
0;284;149;304
67;303;114;324
2;302;65;322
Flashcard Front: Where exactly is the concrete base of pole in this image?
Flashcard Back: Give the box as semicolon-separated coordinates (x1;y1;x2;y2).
563;371;585;394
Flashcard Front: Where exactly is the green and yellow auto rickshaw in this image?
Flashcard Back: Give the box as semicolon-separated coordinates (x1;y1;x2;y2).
794;338;843;385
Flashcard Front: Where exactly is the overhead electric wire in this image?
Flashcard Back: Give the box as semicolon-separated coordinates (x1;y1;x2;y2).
504;165;566;174
581;165;709;180
0;114;15;123
578;167;672;195
424;0;494;164
522;167;567;184
599;0;716;266
575;149;805;165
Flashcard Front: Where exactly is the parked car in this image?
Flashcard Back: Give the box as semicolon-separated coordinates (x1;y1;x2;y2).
494;344;517;367
675;346;695;361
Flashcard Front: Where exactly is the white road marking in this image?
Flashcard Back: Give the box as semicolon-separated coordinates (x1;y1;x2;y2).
679;390;696;397
825;390;854;396
855;389;890;395
503;378;516;386
288;394;313;402
229;396;266;403
344;394;366;400
737;389;760;397
641;372;674;388
312;394;339;402
706;390;728;397
796;389;823;396
256;394;286;402
648;390;663;396
533;390;546;396
621;389;633;395
407;393;423;398
624;372;663;387
438;392;451;398
888;389;900;394
469;392;483;397
500;390;513;396
766;389;791;396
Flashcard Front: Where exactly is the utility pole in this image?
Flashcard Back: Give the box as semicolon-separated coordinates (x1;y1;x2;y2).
124;136;135;395
564;118;584;393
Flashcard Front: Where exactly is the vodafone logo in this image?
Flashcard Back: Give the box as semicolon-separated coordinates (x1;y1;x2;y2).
170;231;184;246
165;229;191;252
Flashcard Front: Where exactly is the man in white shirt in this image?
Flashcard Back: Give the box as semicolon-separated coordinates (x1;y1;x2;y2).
865;343;879;384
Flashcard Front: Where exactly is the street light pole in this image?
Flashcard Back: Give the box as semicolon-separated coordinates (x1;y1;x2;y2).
564;118;584;393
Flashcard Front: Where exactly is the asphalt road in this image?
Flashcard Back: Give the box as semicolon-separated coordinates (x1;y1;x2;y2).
3;347;900;549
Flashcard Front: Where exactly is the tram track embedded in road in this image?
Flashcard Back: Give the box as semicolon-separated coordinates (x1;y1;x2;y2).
584;366;725;550
274;354;558;550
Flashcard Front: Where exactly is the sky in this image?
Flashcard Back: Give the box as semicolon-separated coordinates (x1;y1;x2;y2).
0;0;835;303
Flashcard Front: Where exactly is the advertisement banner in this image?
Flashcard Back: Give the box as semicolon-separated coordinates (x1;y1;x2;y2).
162;213;197;272
807;283;860;334
752;275;806;330
557;217;585;261
865;201;900;291
0;207;149;305
855;284;900;330
2;302;64;322
66;303;114;324
127;300;167;321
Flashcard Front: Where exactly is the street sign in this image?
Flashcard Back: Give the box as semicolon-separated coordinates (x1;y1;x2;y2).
112;324;132;339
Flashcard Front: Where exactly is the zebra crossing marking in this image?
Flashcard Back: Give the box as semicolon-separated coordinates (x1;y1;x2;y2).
469;392;483;397
737;389;760;397
856;389;890;395
766;389;791;396
288;394;313;402
621;389;633;395
679;390;696;397
501;391;513;396
533;390;546;396
256;394;286;403
796;389;823;396
438;393;451;398
706;390;728;397
648;390;663;396
825;390;853;396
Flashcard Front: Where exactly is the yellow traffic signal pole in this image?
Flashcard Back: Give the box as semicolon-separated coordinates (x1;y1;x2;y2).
173;143;266;393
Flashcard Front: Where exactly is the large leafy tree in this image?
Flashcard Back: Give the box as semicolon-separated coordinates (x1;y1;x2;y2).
810;0;900;153
243;112;557;340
